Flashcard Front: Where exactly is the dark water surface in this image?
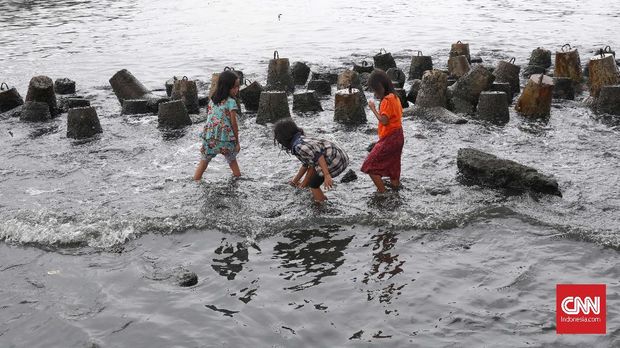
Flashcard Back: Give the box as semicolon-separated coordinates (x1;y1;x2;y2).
1;0;619;347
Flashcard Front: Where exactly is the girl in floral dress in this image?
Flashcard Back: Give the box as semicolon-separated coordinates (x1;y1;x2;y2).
193;70;241;181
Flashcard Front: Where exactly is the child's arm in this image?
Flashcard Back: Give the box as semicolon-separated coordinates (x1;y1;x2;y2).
290;165;307;187
317;155;333;189
230;110;240;152
368;100;389;125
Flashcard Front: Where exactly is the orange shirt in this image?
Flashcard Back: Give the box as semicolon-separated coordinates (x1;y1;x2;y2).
377;93;403;139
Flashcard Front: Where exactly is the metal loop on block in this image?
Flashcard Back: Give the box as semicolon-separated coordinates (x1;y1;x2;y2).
417;50;423;56
182;76;188;80
509;57;516;64
0;82;8;91
273;50;279;59
456;40;463;44
361;60;368;66
378;48;387;54
561;43;572;52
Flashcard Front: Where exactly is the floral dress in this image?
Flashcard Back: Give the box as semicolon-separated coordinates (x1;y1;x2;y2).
200;97;238;157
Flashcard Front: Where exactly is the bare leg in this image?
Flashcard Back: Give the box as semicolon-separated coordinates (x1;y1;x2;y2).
193;160;208;181
228;160;241;177
369;174;387;193
310;188;327;202
389;178;400;189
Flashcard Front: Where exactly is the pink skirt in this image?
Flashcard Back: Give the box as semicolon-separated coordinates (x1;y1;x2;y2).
361;128;404;180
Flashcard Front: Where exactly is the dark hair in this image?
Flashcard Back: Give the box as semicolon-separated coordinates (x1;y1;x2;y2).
211;70;239;105
273;118;303;152
368;70;396;99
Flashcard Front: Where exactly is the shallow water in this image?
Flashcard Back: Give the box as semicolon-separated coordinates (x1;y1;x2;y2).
1;0;619;346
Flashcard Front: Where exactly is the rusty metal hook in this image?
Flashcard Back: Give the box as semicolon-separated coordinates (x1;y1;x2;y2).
561;43;572;52
273;50;279;59
509;57;516;64
182;76;188;80
417;50;423;56
0;82;8;91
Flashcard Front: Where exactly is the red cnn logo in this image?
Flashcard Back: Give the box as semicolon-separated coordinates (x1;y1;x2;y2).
556;284;606;334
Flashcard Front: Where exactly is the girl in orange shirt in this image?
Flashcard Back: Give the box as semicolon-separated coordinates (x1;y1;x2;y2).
361;70;404;192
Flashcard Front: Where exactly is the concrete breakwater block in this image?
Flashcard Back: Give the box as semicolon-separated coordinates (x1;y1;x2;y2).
122;99;150;115
373;48;396;71
448;55;470;78
54;78;76;95
386;68;406;88
307;79;331;96
109;69;151;104
457;148;561;196
59;97;91;113
334;87;366;124
416;70;449;108
554;44;582;83
529;47;552;68
516;74;554;118
20;101;51;122
158;100;192;128
337;70;366;104
394;88;408;108
552;77;575;100
403;105;467;124
450;41;471;62
165;77;178;97
25;75;58;117
406;79;422;103
267;51;294;93
588;52;619;98
490;82;513;103
448;65;495;113
293;91;322;112
291;61;311;86
146;97;171;114
409;51;433;80
239;80;263;112
353;60;374;74
311;72;339;85
493;58;521;95
256;91;290;124
171;77;200;114
67;106;102;138
595;85;620;115
475;91;509;124
0;82;24;112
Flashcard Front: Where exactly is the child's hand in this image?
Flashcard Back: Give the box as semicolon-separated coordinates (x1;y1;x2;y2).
368;99;377;111
323;175;333;190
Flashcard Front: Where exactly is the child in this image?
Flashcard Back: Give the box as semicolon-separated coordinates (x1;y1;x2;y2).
273;118;349;202
361;70;404;192
193;70;241;181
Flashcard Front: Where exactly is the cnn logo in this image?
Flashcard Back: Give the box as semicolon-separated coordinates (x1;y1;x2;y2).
561;296;600;315
556;284;606;334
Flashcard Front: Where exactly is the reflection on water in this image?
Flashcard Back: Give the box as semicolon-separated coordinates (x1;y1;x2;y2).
211;239;249;280
274;225;353;291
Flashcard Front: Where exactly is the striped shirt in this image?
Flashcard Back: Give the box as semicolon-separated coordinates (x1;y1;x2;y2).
292;135;349;178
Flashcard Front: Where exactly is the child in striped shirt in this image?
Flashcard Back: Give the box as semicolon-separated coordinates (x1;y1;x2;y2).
273;118;349;202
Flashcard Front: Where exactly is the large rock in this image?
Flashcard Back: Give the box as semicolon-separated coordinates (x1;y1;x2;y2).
67;107;103;138
403;105;467;124
457;148;561;196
